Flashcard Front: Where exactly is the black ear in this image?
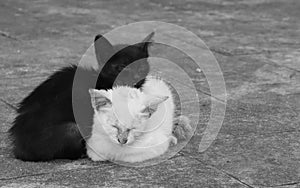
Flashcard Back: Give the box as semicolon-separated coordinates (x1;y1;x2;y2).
138;32;155;52
141;32;155;43
94;34;115;65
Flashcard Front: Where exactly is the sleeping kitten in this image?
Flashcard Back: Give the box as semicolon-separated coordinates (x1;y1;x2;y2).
9;33;154;161
87;76;177;163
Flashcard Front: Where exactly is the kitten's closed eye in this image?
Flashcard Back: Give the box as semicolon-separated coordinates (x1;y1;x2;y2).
89;89;112;111
94;98;111;111
112;125;120;132
141;107;156;118
96;99;108;106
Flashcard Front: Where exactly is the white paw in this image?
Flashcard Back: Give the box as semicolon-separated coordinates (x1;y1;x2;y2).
173;115;192;140
170;135;177;145
87;149;107;161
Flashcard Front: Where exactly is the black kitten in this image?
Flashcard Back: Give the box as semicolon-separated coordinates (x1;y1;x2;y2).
9;33;154;161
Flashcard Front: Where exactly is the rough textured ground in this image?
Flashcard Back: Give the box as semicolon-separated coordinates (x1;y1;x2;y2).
1;0;300;187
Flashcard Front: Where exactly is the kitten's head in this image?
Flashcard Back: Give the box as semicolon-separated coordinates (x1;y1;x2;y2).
89;87;168;145
94;32;154;87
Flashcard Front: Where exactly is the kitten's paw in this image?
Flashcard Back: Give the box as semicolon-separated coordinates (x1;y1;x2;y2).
169;135;177;146
173;115;193;141
87;149;107;162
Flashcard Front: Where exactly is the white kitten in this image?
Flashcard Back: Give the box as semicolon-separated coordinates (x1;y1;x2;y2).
86;76;177;163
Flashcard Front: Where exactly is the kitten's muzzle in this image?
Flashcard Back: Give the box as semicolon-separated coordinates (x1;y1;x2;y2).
118;137;128;144
117;131;129;144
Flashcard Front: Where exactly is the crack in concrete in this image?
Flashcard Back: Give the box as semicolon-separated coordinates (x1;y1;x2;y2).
161;73;226;104
0;98;17;111
181;151;256;188
0;163;115;182
0;31;19;41
192;129;300;146
269;181;300;187
262;59;300;74
257;181;300;187
168;151;185;160
0;172;50;181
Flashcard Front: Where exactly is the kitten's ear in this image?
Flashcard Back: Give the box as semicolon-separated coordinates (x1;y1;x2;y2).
141;32;155;43
94;34;115;65
137;32;155;52
143;94;168;114
89;89;111;111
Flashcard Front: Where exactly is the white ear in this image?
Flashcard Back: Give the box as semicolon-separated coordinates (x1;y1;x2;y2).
144;94;168;112
89;89;111;111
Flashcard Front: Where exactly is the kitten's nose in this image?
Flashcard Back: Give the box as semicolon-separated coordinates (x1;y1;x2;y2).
118;138;128;144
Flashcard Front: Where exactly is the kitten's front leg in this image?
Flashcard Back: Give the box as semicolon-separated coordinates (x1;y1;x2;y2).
87;149;107;161
173;115;192;141
169;135;177;145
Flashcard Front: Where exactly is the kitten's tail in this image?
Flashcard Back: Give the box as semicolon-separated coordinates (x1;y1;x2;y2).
1;98;17;111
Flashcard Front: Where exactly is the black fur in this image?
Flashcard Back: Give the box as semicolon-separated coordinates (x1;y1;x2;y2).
9;35;152;161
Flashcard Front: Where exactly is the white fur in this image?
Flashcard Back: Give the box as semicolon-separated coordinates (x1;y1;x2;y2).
86;76;176;163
